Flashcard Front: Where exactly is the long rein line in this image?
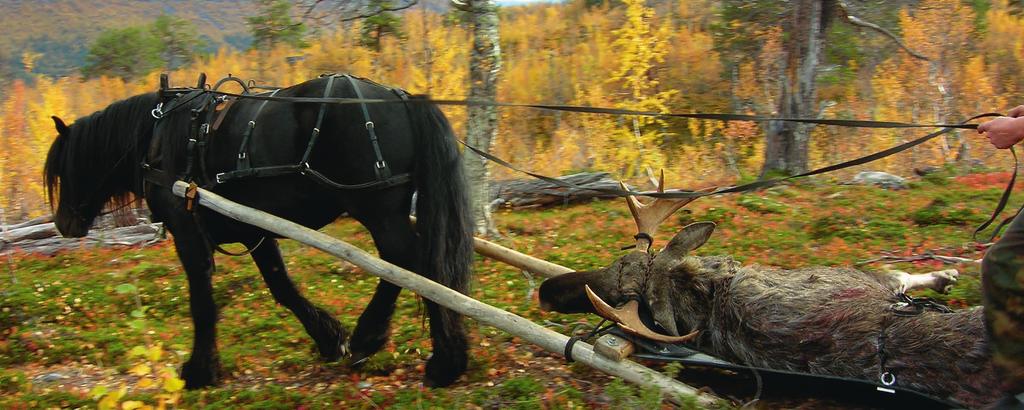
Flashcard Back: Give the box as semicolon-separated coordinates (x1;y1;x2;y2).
202;89;983;131
153;88;1016;239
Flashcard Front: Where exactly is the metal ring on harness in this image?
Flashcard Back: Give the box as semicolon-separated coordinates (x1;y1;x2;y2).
880;372;896;386
213;75;251;95
151;103;164;119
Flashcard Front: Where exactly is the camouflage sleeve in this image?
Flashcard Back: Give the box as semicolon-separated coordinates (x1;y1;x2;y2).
982;211;1024;394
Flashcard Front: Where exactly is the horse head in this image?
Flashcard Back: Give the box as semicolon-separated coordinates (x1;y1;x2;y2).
45;116;95;237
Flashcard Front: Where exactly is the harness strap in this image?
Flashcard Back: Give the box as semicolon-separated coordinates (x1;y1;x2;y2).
182;101;204;181
211;99;236;131
213;164;411;189
343;75;392;181
211;74;410;190
197;96;225;185
237;89;280;171
299;75;338;167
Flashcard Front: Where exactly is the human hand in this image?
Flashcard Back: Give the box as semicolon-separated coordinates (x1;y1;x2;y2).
1008;105;1024;118
977;116;1024;149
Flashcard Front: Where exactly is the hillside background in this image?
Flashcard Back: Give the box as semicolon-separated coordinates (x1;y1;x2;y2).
0;0;254;80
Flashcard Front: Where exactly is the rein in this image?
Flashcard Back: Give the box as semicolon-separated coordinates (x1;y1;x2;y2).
151;77;1018;242
203;89;983;130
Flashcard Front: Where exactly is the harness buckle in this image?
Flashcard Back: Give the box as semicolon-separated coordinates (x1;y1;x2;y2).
375;160;388;170
151;103;164;119
200;123;210;135
365;121;375;130
216;173;227;184
184;182;199;212
300;162;311;175
238;152;247;160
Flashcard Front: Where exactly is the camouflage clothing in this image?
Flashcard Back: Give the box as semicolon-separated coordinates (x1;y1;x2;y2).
982;211;1024;395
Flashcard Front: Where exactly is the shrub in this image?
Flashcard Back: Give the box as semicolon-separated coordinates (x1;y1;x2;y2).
911;198;981;226
736;195;788;214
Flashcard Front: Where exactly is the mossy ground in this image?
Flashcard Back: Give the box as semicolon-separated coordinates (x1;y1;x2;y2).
1;171;1014;408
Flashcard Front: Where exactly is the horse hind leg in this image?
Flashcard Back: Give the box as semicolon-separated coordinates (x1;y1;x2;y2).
355;212;468;387
346;215;412;366
250;237;348;361
423;299;468;387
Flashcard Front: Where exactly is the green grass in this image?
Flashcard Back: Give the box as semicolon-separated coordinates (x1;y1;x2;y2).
0;171;1013;408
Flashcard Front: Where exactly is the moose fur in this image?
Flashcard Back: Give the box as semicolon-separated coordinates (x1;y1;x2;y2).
540;222;996;408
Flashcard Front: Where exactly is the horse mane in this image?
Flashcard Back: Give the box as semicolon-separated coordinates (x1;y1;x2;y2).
44;92;161;214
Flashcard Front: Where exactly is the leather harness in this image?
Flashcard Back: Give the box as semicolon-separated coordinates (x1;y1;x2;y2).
142;74;411;197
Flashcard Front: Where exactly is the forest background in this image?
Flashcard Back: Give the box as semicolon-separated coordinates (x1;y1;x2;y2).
1;0;1023;220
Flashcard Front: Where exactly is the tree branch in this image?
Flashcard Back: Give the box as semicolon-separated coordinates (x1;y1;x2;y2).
298;0;422;25
340;0;420;22
449;0;472;12
836;1;930;61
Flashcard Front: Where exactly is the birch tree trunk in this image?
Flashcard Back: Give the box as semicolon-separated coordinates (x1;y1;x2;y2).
761;0;827;177
462;0;502;236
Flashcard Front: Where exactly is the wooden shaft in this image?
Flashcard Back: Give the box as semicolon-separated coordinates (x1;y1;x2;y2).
410;215;573;279
472;236;574;278
172;181;718;406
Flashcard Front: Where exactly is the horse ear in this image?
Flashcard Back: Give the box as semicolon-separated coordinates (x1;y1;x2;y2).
52;116;69;135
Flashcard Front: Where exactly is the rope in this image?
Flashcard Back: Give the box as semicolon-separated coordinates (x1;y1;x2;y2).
564;319;615;362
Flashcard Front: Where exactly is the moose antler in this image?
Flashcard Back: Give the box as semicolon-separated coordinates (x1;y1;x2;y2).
581;172;713;343
622;171;708;252
586;285;699;343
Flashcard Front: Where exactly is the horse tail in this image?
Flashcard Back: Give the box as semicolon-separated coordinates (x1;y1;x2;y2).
409;98;474;300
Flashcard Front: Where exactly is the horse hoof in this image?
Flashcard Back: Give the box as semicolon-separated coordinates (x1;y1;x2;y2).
423;350;467;388
317;340;347;362
346;350;374;369
181;358;221;389
346;333;387;366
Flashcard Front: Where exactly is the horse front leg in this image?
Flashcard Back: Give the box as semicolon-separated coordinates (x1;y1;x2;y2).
170;224;221;389
250;237;348;361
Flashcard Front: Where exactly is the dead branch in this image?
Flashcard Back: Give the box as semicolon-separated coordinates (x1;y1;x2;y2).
299;0;422;25
857;252;980;266
836;1;930;61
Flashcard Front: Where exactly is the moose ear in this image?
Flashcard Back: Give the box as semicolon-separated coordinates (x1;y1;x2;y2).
52;116;69;135
656;222;716;263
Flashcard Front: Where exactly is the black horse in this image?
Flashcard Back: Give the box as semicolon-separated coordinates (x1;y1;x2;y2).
43;75;474;388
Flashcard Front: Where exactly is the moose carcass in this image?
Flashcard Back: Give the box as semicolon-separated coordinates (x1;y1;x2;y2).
539;189;996;408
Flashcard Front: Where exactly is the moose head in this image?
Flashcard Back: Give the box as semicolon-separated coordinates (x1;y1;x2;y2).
538;176;714;343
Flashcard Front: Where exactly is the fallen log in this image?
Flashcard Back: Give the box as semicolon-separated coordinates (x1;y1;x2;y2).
2;214;53;231
2;223;59;243
172;181;718;406
1;221;163;255
491;172;622;209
